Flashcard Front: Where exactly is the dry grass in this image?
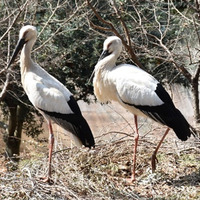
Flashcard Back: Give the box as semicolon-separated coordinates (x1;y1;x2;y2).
0;127;200;200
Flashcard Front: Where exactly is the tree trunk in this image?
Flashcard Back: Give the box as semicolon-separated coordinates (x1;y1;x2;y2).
4;98;26;162
191;80;200;124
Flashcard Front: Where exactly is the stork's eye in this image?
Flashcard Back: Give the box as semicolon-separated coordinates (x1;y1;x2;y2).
23;30;29;40
107;42;112;50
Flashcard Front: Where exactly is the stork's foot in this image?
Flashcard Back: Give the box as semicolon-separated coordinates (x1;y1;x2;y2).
151;153;158;172
39;176;54;184
125;174;136;185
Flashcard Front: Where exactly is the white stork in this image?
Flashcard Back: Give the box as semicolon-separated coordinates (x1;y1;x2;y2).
93;36;194;183
7;25;95;183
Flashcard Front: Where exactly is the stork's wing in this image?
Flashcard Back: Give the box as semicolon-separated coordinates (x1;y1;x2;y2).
113;64;165;107
113;64;178;125
25;78;73;115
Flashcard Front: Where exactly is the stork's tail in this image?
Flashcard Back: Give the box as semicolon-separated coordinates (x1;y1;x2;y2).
171;109;197;141
62;115;95;148
73;116;95;148
40;108;95;148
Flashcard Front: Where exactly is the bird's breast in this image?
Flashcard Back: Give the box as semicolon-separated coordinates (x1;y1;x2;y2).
93;69;118;103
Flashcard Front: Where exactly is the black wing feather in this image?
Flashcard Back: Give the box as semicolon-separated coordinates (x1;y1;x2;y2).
38;96;95;148
120;83;191;141
41;110;95;147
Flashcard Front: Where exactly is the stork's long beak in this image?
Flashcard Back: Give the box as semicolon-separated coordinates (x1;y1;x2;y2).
7;38;26;69
98;50;111;61
88;69;95;84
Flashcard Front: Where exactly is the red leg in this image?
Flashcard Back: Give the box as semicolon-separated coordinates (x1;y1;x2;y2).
41;120;54;183
151;128;170;172
48;121;54;179
127;115;139;183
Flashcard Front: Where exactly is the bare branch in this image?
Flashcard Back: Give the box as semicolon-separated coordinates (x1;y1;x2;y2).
193;17;200;45
172;61;192;82
86;0;144;69
148;17;193;83
86;0;120;38
186;39;193;64
37;0;61;38
89;20;112;32
34;2;86;52
171;0;200;25
154;7;163;40
163;0;171;39
0;0;29;43
110;0;132;47
0;73;10;101
0;1;29;101
193;64;200;81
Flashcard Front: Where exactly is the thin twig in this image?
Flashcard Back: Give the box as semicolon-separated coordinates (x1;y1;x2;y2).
0;0;29;43
34;2;86;52
86;0;144;69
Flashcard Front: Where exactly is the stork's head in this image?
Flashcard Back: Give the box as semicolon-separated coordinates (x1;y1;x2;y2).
7;25;37;68
99;36;122;61
19;25;37;43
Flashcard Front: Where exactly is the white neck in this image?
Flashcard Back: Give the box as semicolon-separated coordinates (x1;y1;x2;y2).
20;39;35;74
95;54;117;72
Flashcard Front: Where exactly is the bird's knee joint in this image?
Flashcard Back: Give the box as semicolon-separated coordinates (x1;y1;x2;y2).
49;134;54;141
134;134;139;140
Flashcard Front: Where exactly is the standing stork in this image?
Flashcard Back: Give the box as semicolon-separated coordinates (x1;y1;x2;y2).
7;25;95;183
93;36;194;183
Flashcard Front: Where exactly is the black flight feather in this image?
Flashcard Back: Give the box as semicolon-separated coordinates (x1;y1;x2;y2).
38;96;95;148
120;83;192;141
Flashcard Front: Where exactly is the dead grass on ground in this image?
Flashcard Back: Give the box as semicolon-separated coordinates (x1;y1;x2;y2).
0;127;200;200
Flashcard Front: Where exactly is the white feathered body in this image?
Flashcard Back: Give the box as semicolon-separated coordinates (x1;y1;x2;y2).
94;62;163;116
21;60;73;117
93;36;192;141
7;25;95;182
13;27;95;148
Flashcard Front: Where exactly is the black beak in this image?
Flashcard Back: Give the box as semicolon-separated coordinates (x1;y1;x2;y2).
98;50;111;62
7;38;26;69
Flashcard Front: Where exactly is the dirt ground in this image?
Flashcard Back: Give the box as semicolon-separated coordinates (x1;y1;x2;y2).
0;114;199;199
0;86;199;199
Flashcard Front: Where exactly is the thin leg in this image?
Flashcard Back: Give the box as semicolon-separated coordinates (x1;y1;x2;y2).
41;120;54;183
151;128;170;172
127;115;139;183
48;121;54;179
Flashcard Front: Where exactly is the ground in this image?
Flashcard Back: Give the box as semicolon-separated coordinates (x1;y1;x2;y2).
0;122;199;200
0;94;199;199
